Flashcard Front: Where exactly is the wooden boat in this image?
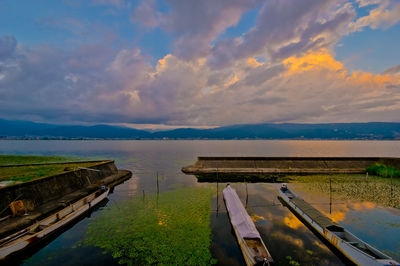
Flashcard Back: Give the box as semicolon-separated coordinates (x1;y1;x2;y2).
278;184;400;266
223;185;273;265
0;186;109;260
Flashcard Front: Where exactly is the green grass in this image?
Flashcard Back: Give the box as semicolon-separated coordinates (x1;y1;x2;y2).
84;187;216;265
290;174;400;209
366;163;400;178
0;155;103;185
0;162;102;184
0;155;82;166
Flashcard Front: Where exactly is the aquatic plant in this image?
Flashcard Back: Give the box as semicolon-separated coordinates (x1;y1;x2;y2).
366;163;400;178
291;174;400;209
84;187;216;265
285;255;300;266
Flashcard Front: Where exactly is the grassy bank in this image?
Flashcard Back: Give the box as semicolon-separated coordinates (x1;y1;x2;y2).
0;162;101;184
84;187;216;265
0;155;99;185
0;155;81;166
366;163;400;178
290;174;400;209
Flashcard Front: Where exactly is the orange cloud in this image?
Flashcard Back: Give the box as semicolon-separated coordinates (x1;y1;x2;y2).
158;54;172;69
247;57;264;67
283;50;344;74
224;73;239;87
348;71;397;88
283;50;399;91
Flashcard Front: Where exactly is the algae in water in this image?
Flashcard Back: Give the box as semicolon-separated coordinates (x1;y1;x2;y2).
290;174;400;209
85;187;216;265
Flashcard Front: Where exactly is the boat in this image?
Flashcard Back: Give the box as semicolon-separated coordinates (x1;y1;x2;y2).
223;184;273;265
278;184;400;266
0;186;110;260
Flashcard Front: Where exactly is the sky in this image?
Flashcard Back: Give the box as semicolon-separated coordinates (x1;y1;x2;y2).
0;0;400;128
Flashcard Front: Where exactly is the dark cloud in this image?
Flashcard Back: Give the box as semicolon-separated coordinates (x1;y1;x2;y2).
383;64;400;75
243;64;285;87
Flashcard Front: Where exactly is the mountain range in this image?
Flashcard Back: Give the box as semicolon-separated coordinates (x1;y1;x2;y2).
1;119;399;140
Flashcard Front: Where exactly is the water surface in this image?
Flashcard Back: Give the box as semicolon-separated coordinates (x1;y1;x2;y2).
1;140;399;265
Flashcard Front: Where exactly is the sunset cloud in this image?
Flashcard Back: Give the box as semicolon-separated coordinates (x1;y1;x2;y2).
351;0;400;30
0;0;400;126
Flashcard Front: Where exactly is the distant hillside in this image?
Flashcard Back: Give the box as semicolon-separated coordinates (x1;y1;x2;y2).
0;119;150;139
0;119;399;140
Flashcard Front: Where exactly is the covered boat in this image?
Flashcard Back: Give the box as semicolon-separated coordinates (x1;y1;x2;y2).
0;186;109;260
278;184;399;266
223;184;273;265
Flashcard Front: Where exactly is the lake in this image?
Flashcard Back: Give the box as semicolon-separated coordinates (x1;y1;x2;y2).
1;140;399;265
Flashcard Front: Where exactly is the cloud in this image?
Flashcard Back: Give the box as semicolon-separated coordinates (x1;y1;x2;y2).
2;0;400;127
132;0;258;59
1;33;400;126
210;0;355;68
383;64;400;75
131;0;161;28
0;38;140;123
356;0;382;8
350;0;400;31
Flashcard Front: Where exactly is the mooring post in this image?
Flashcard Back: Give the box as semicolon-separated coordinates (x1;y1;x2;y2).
216;168;219;216
391;173;393;205
245;179;249;208
156;171;159;195
329;175;332;214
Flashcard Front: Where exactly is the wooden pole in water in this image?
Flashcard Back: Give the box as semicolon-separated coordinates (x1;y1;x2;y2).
142;189;145;201
391;173;393;205
245;178;249;208
329;175;332;215
216;171;219;216
156;171;159;195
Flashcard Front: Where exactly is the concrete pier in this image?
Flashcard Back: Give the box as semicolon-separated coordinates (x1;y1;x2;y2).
182;156;400;175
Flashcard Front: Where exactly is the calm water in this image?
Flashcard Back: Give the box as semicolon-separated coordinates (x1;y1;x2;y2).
1;140;400;265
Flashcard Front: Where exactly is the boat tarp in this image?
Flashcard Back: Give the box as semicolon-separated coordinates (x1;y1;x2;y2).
223;185;261;239
290;197;338;229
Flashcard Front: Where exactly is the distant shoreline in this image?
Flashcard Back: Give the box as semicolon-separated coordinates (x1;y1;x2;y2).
1;119;400;140
0;138;399;141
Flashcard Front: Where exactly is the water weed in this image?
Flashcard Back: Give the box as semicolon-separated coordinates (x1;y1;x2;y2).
85;187;216;265
290;174;400;209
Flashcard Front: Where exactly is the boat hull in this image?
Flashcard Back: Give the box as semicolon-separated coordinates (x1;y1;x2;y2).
223;185;273;265
278;188;399;266
0;188;109;260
